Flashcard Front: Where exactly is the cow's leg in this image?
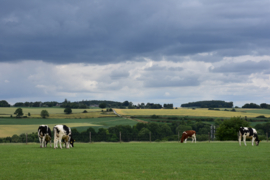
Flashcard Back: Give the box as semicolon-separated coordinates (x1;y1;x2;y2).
58;136;63;149
44;136;47;147
54;128;57;149
39;136;42;148
239;134;242;146
193;134;196;143
42;136;46;148
54;138;57;149
243;136;247;146
184;138;187;143
252;137;255;146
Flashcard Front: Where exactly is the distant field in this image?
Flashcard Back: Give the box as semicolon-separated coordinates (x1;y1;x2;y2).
115;108;270;118
0;142;269;179
0;117;138;137
0;107;115;118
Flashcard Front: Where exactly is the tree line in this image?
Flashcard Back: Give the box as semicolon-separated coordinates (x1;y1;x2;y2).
0;100;11;107
3;99;270;109
242;103;270;109
181;100;233;108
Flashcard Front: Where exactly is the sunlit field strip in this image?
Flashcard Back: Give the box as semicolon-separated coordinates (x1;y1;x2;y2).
114;108;270;118
0;123;101;137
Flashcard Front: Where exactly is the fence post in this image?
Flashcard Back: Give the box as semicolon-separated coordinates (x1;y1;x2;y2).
26;133;28;145
208;132;210;142
119;132;121;143
149;132;151;142
89;132;91;143
178;131;179;143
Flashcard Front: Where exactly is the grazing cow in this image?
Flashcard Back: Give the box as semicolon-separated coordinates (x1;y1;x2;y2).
62;138;75;148
53;125;75;149
239;127;260;146
181;130;196;143
38;125;52;148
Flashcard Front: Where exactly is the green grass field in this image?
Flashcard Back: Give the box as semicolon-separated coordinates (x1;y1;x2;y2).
0;142;269;180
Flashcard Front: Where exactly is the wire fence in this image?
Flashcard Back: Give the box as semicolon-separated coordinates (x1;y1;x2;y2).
1;131;269;144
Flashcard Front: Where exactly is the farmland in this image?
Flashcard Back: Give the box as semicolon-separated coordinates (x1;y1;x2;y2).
0;142;270;180
0;117;138;137
1;107;270;138
0;107;114;119
115;108;270;118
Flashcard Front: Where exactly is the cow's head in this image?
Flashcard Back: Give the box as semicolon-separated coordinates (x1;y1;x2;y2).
255;134;260;146
70;138;75;147
256;140;260;146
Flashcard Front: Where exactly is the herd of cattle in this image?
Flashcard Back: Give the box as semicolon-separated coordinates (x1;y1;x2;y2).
38;125;75;149
38;125;260;149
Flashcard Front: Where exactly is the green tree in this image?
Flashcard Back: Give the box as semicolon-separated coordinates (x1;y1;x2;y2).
40;110;49;118
11;134;20;142
176;125;192;134
99;103;106;109
216;117;249;141
64;107;72;114
14;108;23;117
138;127;151;141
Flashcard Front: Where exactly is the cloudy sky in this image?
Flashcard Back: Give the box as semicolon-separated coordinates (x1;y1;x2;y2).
1;0;270;107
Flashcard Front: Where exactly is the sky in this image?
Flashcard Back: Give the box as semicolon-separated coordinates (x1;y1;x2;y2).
1;0;270;107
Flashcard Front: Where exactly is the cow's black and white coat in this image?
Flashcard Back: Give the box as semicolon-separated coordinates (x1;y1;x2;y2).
38;125;52;148
53;125;75;149
239;127;260;146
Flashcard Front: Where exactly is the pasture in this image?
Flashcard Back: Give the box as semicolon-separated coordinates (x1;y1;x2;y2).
115;108;270;118
0;142;269;180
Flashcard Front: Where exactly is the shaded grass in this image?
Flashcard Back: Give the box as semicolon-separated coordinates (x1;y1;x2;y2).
0;142;269;180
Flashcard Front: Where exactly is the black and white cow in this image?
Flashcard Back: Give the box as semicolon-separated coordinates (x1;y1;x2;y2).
53;125;75;149
38;125;52;148
239;127;260;146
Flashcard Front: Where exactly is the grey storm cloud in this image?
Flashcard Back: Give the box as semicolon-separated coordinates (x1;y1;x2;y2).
210;60;270;74
1;0;270;64
143;76;200;88
110;70;130;80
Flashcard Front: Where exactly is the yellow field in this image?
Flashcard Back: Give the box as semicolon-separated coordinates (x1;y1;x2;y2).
0;123;101;137
114;108;268;118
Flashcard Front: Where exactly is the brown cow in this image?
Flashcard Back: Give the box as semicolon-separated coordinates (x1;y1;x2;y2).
181;130;196;143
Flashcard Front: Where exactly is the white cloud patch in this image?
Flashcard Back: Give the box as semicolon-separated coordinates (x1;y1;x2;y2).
1;55;270;106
